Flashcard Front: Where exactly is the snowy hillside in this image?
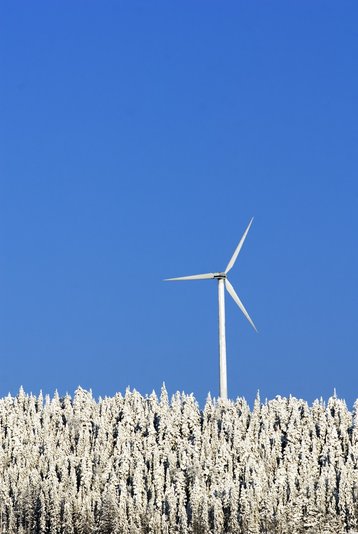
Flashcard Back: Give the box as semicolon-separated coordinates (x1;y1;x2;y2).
0;386;358;533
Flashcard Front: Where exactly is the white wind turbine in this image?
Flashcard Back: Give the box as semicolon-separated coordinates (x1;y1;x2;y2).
165;218;257;400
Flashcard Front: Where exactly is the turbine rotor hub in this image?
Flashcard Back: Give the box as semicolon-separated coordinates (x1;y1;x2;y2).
214;272;226;280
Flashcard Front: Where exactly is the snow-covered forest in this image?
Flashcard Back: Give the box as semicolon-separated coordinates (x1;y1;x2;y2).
1;387;358;534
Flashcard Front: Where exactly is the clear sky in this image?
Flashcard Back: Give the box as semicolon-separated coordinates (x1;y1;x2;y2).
1;1;357;407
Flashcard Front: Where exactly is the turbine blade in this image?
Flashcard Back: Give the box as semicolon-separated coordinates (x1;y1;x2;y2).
164;273;215;281
225;217;254;274
225;279;258;332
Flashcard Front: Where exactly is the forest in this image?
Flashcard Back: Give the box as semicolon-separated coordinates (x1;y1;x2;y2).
0;386;358;534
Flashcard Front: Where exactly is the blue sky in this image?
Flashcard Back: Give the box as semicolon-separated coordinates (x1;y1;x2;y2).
1;1;357;407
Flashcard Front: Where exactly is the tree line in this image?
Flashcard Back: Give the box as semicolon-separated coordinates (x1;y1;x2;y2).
0;386;357;533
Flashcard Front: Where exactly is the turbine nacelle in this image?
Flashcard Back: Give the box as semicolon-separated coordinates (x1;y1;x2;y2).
213;272;226;279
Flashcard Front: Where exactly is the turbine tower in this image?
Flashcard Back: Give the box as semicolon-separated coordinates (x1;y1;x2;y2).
165;218;257;400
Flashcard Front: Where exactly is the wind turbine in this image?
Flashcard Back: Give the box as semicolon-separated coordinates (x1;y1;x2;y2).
164;218;257;400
